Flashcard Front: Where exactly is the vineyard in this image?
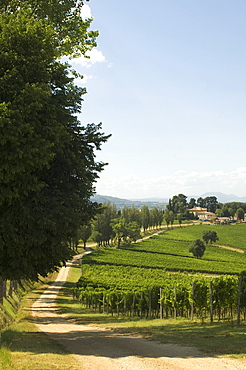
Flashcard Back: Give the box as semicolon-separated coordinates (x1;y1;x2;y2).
162;223;246;251
74;224;246;322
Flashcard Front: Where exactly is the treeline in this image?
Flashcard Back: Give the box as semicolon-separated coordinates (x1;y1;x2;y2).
166;194;245;221
78;203;163;249
77;194;246;249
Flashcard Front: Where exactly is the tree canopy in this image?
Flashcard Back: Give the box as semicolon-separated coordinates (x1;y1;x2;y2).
0;1;110;280
202;230;219;245
189;239;206;258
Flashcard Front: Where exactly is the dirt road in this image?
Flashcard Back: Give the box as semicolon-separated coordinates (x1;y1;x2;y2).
32;256;246;370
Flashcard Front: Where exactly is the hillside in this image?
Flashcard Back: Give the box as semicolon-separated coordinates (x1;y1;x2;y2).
91;194;167;209
92;192;246;210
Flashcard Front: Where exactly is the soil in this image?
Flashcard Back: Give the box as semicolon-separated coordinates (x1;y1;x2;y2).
32;255;246;370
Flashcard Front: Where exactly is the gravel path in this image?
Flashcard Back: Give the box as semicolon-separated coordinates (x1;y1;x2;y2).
32;255;246;369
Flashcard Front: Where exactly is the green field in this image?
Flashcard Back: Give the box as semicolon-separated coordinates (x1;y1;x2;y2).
163;223;246;250
74;224;246;322
83;223;246;278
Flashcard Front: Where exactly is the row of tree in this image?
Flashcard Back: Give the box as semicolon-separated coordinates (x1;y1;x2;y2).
0;0;109;280
79;203;164;248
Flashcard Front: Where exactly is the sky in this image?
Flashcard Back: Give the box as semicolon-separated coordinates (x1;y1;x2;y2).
71;0;246;200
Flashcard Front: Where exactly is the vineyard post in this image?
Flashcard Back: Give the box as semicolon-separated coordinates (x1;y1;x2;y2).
174;284;177;319
102;293;105;313
132;293;136;317
140;292;143;317
191;282;194;320
160;288;163;319
117;294;119;316
237;276;242;325
148;290;152;318
124;297;127;316
209;280;213;323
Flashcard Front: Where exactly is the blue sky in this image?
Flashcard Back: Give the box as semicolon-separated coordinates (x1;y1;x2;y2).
72;1;246;199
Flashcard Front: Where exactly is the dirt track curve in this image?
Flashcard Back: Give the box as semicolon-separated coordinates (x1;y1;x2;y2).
32;255;246;370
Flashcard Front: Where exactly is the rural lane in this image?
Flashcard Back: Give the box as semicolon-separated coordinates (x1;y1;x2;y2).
32;255;246;370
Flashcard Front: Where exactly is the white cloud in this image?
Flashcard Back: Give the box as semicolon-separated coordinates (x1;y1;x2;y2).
96;168;246;199
72;49;106;68
81;4;92;20
74;74;93;85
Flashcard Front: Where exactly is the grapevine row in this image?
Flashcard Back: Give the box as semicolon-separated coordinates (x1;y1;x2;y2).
74;273;246;322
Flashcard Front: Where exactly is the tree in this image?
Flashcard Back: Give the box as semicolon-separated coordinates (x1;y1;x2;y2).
177;213;182;227
197;197;205;208
236;207;245;222
169;210;175;227
167;194;187;215
1;0;98;59
111;218;128;249
92;203;118;246
188;198;196;209
202;230;219;244
79;224;92;249
150;207;163;229
111;217;141;248
203;196;218;213
141;205;150;232
0;2;110;280
127;221;141;243
189;239;206;258
121;206;141;227
164;209;171;228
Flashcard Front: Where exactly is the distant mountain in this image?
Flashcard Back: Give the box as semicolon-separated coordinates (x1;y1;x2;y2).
197;192;246;203
91;194;167;210
92;192;246;210
130;197;169;202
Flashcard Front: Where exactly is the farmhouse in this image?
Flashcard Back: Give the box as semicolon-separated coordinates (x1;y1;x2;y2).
189;207;216;220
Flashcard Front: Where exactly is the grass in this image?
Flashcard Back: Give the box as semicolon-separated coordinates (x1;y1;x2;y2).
1;223;246;368
0;273;82;370
81;228;246;278
163;223;246;251
56;265;246;361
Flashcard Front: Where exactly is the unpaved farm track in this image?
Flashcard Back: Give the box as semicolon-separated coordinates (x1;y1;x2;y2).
32;256;246;370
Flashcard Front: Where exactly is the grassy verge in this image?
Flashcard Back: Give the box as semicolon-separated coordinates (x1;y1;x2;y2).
0;273;81;370
57;265;246;362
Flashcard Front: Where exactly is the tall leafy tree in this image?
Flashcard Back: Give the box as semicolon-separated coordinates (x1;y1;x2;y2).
0;2;110;280
202;231;219;245
79;224;92;249
236;207;245;222
92;203;118;246
188;198;196;209
141;205;150;232
189;239;206;258
197;197;205;208
203;196;218;213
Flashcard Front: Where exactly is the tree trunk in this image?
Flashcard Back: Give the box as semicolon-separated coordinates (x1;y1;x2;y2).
0;277;6;305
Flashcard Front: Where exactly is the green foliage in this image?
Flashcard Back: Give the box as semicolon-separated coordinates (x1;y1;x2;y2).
111;218;141;248
79;224;92;249
0;1;110;280
1;0;98;58
141;205;150;231
236;207;245;221
202;230;219;244
74;225;246;320
92;202;118;246
163;224;246;251
189;239;206;258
